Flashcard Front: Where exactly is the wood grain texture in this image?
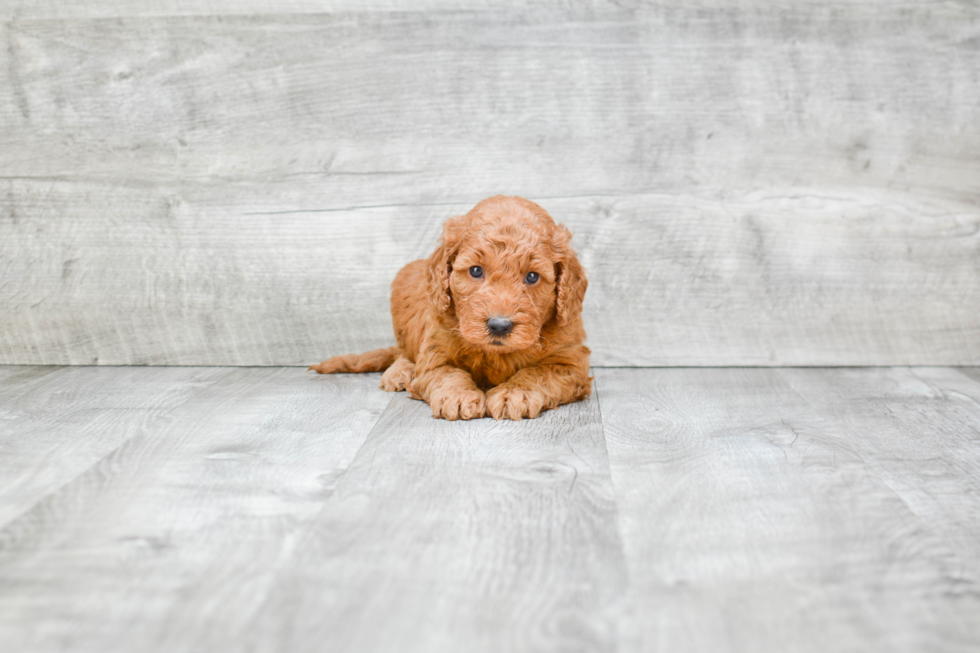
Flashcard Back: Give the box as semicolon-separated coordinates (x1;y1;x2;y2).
2;365;980;651
2;7;979;365
777;366;980;583
2;184;977;366
958;367;980;386
0;368;392;652
0;0;527;19
5;0;974;19
4;9;977;194
594;367;980;653
246;386;632;653
0;365;227;528
567;190;980;366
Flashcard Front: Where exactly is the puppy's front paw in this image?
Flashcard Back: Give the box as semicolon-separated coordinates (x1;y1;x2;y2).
429;387;486;421
486;386;547;420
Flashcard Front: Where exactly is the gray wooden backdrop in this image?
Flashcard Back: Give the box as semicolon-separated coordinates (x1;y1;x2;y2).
2;1;978;366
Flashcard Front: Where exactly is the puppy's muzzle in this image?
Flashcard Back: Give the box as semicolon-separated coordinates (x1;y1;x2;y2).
486;317;514;338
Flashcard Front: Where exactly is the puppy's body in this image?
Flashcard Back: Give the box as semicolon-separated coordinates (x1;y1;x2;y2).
311;196;591;420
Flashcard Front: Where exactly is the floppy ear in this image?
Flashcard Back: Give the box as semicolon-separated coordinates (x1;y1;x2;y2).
426;214;468;313
553;224;588;326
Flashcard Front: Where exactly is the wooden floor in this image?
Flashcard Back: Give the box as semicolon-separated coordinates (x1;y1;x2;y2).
1;366;979;652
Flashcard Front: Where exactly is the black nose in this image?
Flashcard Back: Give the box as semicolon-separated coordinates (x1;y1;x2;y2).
486;317;514;337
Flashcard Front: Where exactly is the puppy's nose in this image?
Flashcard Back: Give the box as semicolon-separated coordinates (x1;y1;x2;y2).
486;317;514;337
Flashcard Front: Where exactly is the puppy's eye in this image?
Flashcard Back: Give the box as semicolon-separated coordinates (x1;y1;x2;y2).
469;266;483;279
525;271;540;284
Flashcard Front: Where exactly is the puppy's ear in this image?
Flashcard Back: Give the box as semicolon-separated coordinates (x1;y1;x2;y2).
553;224;588;326
426;214;468;313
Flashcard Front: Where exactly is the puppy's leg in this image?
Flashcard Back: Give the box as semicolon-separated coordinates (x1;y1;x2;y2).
409;365;486;421
380;356;414;392
486;348;592;420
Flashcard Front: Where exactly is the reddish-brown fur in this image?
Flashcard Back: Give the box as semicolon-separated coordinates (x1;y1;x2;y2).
310;195;591;420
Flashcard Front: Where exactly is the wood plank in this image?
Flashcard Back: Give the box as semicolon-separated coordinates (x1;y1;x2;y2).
0;366;229;528
2;8;979;366
2;183;977;366
777;366;980;580
0;368;393;652
595;367;980;653
3;0;978;20
3;10;977;195
1;0;523;19
244;386;632;653
956;367;980;386
2;364;978;651
0;181;448;366
570;191;980;366
0;365;64;391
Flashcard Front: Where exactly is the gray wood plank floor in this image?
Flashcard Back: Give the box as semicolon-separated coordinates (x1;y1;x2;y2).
1;366;979;652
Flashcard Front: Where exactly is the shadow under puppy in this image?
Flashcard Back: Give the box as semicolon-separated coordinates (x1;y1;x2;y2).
311;195;591;420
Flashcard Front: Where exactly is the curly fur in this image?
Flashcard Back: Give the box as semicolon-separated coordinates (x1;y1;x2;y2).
310;195;591;420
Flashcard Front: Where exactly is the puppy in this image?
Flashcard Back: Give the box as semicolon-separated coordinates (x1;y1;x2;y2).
310;195;591;420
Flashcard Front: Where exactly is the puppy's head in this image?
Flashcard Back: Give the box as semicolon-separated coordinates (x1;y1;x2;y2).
427;195;587;353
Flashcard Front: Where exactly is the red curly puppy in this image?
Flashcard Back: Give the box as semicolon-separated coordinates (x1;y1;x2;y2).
310;195;591;420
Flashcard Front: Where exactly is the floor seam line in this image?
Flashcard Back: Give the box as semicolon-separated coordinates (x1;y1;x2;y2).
591;369;642;652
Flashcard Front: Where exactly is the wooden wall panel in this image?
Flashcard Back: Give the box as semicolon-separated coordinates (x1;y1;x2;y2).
1;1;522;19
1;7;978;365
